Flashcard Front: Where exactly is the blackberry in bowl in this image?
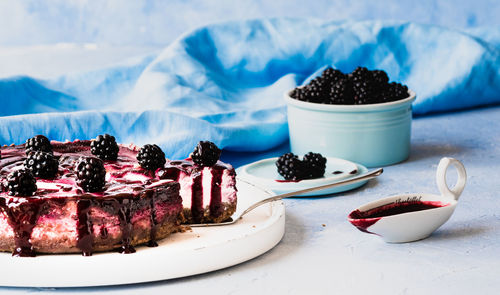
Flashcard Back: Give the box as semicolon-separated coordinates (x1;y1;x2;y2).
285;67;416;167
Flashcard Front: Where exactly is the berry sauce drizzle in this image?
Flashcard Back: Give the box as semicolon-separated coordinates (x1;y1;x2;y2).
114;198;136;254
191;172;204;224
76;199;93;256
0;140;180;257
0;197;43;257
148;195;158;248
209;167;224;219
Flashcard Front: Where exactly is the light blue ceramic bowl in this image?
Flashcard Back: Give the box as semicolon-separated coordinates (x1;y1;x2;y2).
285;90;416;167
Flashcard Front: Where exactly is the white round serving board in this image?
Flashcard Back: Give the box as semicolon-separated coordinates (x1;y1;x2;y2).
0;181;285;287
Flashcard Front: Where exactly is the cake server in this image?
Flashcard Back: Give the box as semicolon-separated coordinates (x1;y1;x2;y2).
190;167;383;227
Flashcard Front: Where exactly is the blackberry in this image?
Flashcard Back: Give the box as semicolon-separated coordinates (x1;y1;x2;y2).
191;141;221;166
329;78;354;104
75;157;106;192
276;153;304;180
90;134;119;161
353;82;378;104
383;82;409;102
6;169;37;196
24;151;58;179
308;77;327;89
349;67;371;83
322;68;345;86
372;70;389;86
291;87;310;102
25;135;52;155
290;88;301;99
303;152;327;179
301;84;325;103
350;67;378;104
137;144;166;170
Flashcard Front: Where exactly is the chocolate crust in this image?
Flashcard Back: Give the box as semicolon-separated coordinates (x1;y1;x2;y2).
182;201;237;224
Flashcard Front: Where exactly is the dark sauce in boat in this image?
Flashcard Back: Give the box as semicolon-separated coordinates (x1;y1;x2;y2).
348;200;448;233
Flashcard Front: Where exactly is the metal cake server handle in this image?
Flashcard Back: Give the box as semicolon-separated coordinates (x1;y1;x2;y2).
190;168;383;227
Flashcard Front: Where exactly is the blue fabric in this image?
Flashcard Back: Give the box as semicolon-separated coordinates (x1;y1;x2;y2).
1;19;499;159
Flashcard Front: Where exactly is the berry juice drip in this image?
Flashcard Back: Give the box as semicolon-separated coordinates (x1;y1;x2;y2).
191;171;204;223
0;197;43;257
275;179;300;183
115;198;136;254
209;167;223;219
76;199;94;256
348;214;380;234
147;195;158;247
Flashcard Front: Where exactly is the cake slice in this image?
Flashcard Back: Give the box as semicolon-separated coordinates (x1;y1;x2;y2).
157;159;237;223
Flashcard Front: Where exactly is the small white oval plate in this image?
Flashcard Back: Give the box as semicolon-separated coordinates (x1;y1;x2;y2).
236;157;368;196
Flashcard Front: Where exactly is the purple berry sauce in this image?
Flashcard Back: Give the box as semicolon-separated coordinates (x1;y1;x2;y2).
349;200;447;233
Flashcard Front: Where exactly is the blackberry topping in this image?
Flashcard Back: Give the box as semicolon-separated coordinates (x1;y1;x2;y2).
276;153;304;180
303;152;327;179
191;141;221;167
75;157;106;192
25;135;52;155
24;151;58;179
137;144;166;170
6;169;37;196
91;134;119;161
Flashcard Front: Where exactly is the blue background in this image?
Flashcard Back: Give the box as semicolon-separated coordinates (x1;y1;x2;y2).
1;0;498;46
0;0;499;163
